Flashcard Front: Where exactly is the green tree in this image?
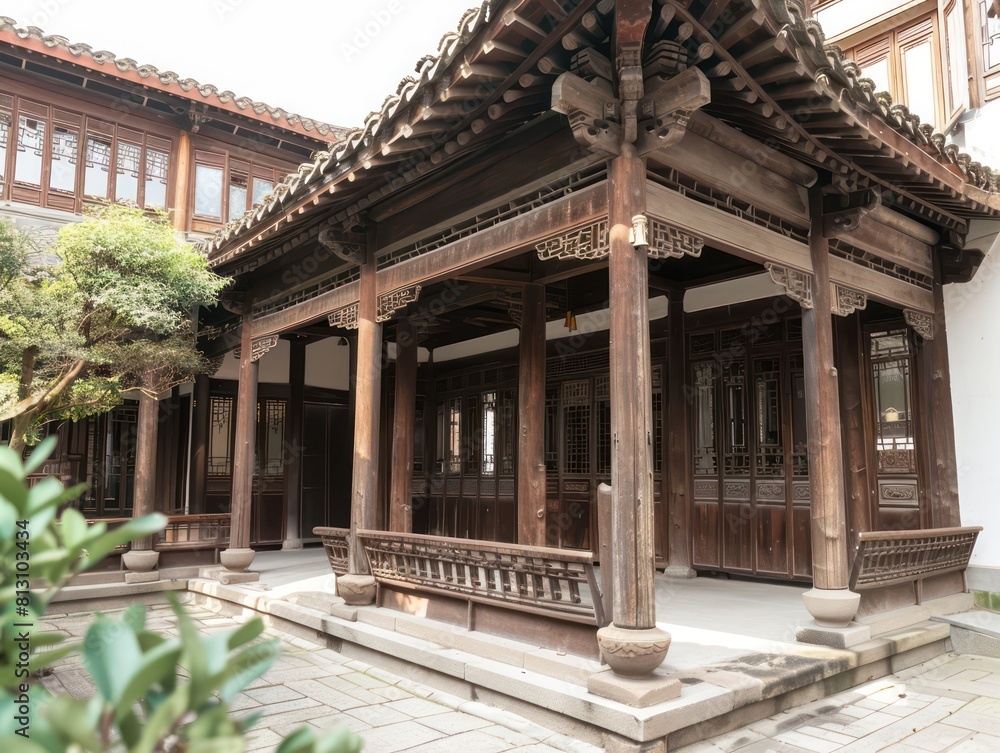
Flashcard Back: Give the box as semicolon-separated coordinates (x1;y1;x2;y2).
0;206;227;451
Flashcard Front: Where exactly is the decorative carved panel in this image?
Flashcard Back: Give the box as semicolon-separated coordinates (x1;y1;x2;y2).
536;219;609;260
328;302;360;330
723;480;751;500
766;264;814;309
694;479;718;500
832;284;867;317
792;482;811;503
904;308;934;340
233;335;278;362
377;285;421;322
755;481;785;501
647;217;704;259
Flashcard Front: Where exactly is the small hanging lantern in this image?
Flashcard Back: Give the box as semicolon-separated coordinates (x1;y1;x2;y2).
564;311;578;332
630;214;649;247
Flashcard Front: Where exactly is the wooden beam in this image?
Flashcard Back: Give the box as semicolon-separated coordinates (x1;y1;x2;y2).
802;188;850;594
645;180;934;312
517;284;547;547
838;216;934;276
349;242;382;574
252;280;360;338
390;318;418;533
378;182;607;295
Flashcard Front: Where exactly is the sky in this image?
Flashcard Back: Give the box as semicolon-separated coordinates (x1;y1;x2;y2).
2;0;481;128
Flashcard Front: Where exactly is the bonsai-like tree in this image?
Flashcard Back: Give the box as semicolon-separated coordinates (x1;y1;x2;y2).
0;206;227;451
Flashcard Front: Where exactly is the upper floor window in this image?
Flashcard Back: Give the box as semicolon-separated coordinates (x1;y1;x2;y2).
0;91;172;212
944;0;971;119
813;0;909;39
848;17;945;128
980;1;1000;80
192;150;277;224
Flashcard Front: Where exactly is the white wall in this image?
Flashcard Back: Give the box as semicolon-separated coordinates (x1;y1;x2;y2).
945;220;1000;569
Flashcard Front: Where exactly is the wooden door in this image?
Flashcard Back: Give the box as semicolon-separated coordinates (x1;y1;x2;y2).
300;403;352;537
250;398;286;545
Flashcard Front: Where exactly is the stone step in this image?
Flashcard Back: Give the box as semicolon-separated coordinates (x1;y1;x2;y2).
932;609;1000;658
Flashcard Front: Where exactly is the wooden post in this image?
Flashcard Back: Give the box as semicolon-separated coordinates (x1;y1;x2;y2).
517;283;547;546
800;188;858;627
921;256;961;528
132;384;159;551
282;338;306;549
171;130;192;233
666;292;694;577
390;318;417;533
607;147;657;632
346;242;382;585
835;315;873;546
222;306;260;574
189;374;210;515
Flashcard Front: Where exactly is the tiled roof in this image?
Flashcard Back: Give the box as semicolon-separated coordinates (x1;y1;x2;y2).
205;0;1000;262
0;16;348;142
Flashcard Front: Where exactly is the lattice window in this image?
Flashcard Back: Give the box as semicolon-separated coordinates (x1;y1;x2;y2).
549;349;610;377
261;400;286;477
692;361;718;476
464;395;478;471
15;114;45;185
724;362;750;476
500;389;515;476
653;382;663;475
447;398;462;475
0;109;9;186
544;387;558;473
789;353;809;478
562;380;591;475
595;376;611;476
870;329;917;473
481;391;497;476
753;357;784;477
208;396;234;476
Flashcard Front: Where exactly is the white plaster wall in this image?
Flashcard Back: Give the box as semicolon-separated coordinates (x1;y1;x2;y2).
945;219;1000;569
214;338;290;384
304;337;351;391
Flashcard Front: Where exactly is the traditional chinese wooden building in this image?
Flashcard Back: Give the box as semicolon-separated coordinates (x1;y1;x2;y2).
196;0;1000;654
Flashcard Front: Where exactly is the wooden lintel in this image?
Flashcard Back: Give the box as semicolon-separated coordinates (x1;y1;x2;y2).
842;216;934;276
378;182;608;295
252;280;361;338
645;180;933;312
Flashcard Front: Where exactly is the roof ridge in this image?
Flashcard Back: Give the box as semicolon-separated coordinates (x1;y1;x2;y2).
0;15;350;141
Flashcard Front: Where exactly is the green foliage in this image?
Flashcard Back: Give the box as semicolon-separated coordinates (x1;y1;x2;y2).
0;442;363;753
0;205;228;448
0;218;33;290
0;437;167;691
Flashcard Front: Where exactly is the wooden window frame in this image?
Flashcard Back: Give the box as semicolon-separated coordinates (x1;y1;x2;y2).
189;146;278;231
974;0;1000;101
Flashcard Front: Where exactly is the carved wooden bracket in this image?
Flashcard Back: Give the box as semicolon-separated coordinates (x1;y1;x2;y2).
503;290;522;326
234;335;279;362
377;285;422;322
206;353;225;377
551;72;622;157
822;189;881;237
317;227;367;264
832;285;867;317
904;308;935;339
328;303;359;330
219;288;247;315
536;219;610;260
767;263;814;309
647;217;704;259
636;67;712;156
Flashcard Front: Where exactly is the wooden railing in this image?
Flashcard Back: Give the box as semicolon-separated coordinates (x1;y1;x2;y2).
154;514;231;555
313;526;351;574
850;526;982;604
357;529;607;627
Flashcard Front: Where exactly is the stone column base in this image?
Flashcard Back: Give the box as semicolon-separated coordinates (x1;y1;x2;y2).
123;549;160;573
802;587;861;628
281;538;304;551
596;624;672;677
198;565;261;585
338;574;376;605
220;547;256;573
588;669;681;708
796;621;871;649
662;565;697;580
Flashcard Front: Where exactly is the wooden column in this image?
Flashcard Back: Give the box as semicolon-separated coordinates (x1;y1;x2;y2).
132;383;159;551
282;338;306;549
390;318;417;533
608;147;656;631
189;374;210;515
228;308;259;555
666;292;694;577
348;247;382;575
171;130;192;233
517;283;547;546
917;257;961;528
835;316;873;546
801;188;854;610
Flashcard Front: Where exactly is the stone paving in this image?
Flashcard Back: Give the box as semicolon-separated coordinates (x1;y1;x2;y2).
676;652;1000;753
39;601;600;753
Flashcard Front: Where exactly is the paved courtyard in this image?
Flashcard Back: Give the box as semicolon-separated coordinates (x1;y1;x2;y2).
677;652;1000;753
39;601;599;753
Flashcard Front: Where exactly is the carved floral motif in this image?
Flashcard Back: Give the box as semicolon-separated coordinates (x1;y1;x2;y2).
904;308;934;340
833;285;867;317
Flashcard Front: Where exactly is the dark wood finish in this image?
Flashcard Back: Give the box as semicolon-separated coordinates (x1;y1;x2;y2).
922;256;961;528
666;293;692;574
608;148;657;630
154;514;231;555
849;526;981;604
132;389;158;550
803;188;850;591
190;375;210;515
349;244;382;573
518;284;547;546
390;318;418;533
283;339;306;545
229;309;259;550
836;315;874;546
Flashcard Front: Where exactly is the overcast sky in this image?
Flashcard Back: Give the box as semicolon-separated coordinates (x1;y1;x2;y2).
3;0;480;128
